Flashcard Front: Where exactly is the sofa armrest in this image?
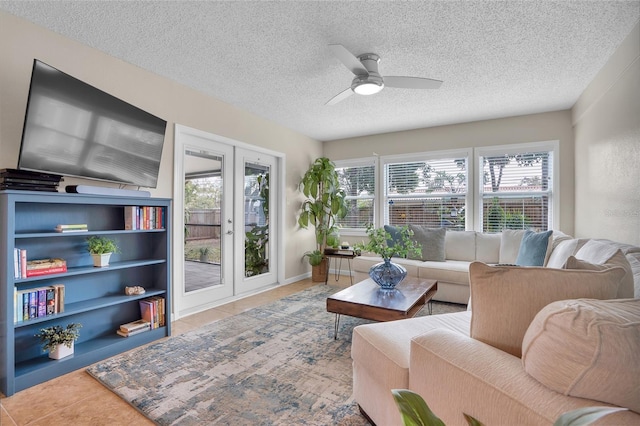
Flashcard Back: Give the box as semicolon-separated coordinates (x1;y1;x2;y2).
408;329;639;426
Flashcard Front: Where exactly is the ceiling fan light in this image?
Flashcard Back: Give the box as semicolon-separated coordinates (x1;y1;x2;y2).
353;80;383;95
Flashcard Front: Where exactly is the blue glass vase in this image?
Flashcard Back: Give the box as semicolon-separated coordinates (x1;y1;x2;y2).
369;258;407;290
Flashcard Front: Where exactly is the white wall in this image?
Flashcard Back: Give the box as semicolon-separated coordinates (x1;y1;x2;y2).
323;111;575;235
572;22;640;246
0;11;321;282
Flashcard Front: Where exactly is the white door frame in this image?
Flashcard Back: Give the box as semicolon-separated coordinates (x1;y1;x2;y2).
173;124;285;319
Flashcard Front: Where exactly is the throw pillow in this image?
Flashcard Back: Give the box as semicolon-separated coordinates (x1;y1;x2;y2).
468;261;623;357
522;298;640;413
515;230;553;266
498;229;525;264
575;240;634;299
408;225;446;262
383;225;402;255
546;238;580;269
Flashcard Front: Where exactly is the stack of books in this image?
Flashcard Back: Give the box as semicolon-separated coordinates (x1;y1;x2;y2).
0;168;62;192
14;252;68;279
55;224;88;233
139;297;166;329
25;258;67;277
117;319;151;337
14;284;65;323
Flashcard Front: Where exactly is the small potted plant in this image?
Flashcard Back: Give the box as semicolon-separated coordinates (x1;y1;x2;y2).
199;246;210;262
35;323;81;360
87;236;120;267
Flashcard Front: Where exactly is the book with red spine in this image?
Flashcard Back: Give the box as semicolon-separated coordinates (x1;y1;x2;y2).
26;265;67;277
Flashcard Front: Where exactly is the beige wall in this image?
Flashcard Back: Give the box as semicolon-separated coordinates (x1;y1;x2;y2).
0;12;322;282
572;22;640;246
323;110;575;235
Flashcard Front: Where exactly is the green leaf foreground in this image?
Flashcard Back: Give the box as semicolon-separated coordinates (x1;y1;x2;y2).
392;389;627;426
554;406;628;426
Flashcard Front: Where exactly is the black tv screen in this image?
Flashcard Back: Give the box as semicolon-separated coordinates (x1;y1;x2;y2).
18;60;167;188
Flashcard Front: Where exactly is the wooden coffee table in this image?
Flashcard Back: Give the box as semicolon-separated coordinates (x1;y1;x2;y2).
326;277;438;339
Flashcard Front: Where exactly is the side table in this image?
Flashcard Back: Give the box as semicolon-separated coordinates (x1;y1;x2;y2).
324;249;358;285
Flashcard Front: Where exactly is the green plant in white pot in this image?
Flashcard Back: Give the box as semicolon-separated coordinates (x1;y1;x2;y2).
87;236;119;267
35;323;81;360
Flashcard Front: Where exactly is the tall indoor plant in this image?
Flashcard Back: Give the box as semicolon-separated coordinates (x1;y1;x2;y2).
298;157;348;281
355;224;421;290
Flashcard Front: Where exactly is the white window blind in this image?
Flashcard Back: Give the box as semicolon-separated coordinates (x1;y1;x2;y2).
479;150;552;232
384;155;467;229
335;160;376;230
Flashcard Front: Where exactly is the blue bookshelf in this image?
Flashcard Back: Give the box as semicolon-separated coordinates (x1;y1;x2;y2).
0;190;171;396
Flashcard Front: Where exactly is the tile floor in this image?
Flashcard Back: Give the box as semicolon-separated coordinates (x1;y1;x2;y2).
1;277;347;425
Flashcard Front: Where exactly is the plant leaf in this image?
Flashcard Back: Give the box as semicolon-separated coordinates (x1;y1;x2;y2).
463;413;484;426
392;389;445;426
553;406;628;426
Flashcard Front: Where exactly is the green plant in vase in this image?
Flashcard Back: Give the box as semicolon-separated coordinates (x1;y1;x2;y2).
355;224;421;290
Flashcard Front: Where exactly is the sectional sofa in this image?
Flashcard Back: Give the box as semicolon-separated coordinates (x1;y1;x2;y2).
352;229;640;304
351;231;640;425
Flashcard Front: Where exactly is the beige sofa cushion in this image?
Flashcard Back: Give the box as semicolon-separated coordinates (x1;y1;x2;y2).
475;232;501;264
417;260;470;285
575;240;634;298
468;262;623;357
627;253;640;298
445;230;476;261
351;311;471;426
522;298;640;413
498;229;525;264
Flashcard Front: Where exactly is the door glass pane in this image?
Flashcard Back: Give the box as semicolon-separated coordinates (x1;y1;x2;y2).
244;162;270;277
184;149;223;292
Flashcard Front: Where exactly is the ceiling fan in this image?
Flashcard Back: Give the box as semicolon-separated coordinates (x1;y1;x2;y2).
326;44;443;105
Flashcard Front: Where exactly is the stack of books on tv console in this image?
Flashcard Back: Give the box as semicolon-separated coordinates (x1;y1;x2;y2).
0;169;62;192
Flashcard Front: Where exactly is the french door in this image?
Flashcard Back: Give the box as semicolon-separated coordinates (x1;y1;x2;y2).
174;125;280;318
234;148;278;293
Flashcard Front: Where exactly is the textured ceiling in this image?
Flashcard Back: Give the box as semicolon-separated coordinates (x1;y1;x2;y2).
1;1;639;141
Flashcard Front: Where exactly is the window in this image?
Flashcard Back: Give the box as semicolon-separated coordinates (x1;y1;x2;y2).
477;143;556;232
334;158;376;230
382;150;469;230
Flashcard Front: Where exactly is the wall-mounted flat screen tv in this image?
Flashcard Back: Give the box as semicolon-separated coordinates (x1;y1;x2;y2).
18;60;167;188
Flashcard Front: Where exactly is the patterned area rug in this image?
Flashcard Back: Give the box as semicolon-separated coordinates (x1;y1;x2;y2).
87;284;466;425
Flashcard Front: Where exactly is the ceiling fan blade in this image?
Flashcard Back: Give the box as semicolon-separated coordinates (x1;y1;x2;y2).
325;87;354;106
384;76;443;90
329;44;369;76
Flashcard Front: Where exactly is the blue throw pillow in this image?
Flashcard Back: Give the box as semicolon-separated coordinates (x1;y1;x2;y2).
515;230;553;266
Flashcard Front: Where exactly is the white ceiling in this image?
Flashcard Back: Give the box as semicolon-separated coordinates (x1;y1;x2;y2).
1;1;638;141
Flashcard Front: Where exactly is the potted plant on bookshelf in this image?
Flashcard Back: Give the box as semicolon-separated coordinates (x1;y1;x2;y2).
35;323;81;360
297;157;348;282
86;236;120;267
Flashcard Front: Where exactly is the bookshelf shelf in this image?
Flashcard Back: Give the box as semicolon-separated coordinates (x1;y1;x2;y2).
1;190;172;396
15;228;166;239
14;288;166;328
14;259;167;283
